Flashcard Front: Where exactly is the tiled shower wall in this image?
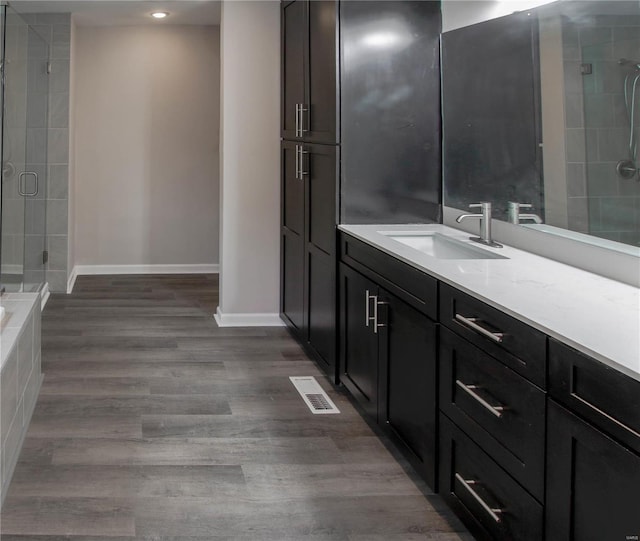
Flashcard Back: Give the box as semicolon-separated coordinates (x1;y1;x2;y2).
562;15;640;246
23;13;71;292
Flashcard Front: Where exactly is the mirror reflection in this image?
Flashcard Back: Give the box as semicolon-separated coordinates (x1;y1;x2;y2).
442;0;640;249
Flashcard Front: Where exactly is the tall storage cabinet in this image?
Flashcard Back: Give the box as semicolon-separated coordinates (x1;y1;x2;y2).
280;0;339;380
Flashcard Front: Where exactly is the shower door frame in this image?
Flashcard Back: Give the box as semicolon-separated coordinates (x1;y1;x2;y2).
0;5;51;293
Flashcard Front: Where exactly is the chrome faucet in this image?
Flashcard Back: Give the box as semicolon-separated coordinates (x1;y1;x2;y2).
456;202;503;248
507;202;543;225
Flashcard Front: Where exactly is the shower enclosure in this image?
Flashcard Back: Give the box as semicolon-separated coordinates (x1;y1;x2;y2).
0;5;50;294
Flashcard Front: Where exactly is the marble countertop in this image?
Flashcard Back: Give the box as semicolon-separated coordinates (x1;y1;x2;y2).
339;224;640;382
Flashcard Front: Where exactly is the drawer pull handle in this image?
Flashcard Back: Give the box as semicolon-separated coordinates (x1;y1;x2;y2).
455;473;504;523
455;314;504;343
365;290;375;328
571;393;640;439
375;300;388;333
456;380;505;418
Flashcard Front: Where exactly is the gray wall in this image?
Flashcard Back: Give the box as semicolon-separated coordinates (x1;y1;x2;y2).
73;24;220;269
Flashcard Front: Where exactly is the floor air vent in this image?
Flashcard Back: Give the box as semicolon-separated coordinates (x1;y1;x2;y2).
289;376;340;414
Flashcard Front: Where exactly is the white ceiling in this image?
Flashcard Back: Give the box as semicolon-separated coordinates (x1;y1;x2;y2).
11;1;221;26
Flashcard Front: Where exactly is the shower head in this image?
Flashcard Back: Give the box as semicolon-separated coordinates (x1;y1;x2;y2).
618;58;640;70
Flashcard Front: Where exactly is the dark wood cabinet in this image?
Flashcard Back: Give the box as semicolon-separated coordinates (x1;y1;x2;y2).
338;232;640;539
440;414;544;541
548;339;640;453
281;142;305;332
438;283;547;540
281;142;338;379
281;0;337;144
281;0;338;380
339;263;379;418
339;241;438;490
546;341;640;541
546;400;640;541
379;292;438;489
282;1;306;141
439;283;547;388
439;327;546;500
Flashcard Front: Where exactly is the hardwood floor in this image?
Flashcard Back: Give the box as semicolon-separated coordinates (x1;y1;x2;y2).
0;275;471;540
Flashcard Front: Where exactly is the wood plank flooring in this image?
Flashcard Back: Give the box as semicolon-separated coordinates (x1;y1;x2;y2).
0;274;472;540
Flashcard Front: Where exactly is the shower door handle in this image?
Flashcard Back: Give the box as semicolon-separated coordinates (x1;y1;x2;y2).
18;171;38;197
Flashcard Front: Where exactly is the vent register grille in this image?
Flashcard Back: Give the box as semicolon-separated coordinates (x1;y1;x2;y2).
289;376;340;414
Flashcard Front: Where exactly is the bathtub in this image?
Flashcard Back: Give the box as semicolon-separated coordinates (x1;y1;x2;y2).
0;292;43;505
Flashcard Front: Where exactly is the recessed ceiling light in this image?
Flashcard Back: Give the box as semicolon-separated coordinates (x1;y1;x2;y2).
151;11;169;19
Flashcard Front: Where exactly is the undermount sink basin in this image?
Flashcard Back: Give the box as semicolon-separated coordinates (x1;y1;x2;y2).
382;232;508;260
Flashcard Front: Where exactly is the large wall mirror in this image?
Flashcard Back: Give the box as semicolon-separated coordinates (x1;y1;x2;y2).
442;0;640;251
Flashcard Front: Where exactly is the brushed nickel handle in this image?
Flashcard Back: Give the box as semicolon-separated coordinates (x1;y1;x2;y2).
299;147;308;178
372;296;379;334
456;380;505;418
295;144;300;180
300;104;309;134
571;392;640;439
295;103;300;137
375;300;388;333
365;290;373;327
455;314;504;343
18;171;38;196
455;473;504;523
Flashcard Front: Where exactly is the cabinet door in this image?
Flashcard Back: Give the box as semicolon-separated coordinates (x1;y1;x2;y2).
306;0;337;144
546;400;640;541
306;143;336;255
378;290;438;490
307;247;335;373
339;264;379;419
280;142;305;332
304;143;337;376
282;0;305;140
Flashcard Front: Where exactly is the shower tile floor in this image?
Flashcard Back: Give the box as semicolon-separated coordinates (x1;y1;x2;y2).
0;274;472;540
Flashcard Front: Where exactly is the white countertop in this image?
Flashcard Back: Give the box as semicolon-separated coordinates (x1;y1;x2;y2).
339;224;640;382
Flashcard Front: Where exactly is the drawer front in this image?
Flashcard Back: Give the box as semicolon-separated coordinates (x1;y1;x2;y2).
340;233;438;320
549;339;640;454
439;414;543;541
439;283;547;387
439;327;546;500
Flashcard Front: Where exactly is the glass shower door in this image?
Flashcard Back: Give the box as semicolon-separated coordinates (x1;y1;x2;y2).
0;6;49;293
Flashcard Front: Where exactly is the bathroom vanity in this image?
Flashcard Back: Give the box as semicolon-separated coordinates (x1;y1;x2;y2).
338;224;640;541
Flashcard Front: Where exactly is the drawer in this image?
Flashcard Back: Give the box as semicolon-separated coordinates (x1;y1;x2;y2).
439;283;547;387
439;414;544;541
340;232;438;320
439;327;546;500
549;339;640;454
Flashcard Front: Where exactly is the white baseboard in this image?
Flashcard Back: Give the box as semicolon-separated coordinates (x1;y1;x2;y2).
67;267;78;294
71;264;219;281
214;306;284;327
40;282;50;309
